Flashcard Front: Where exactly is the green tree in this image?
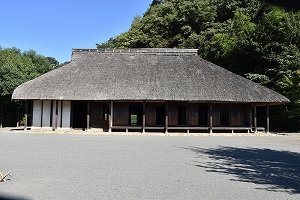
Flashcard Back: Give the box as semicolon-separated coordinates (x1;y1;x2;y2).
96;37;116;49
0;47;55;127
96;0;300;130
278;70;300;118
150;0;164;7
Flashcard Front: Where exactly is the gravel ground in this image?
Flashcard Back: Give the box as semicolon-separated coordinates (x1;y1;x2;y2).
0;128;300;200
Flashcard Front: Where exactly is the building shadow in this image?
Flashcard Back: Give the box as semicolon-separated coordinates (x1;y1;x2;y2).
9;128;26;131
0;195;29;200
183;146;300;194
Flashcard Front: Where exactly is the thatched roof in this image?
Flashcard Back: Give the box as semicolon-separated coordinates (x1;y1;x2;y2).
12;48;289;105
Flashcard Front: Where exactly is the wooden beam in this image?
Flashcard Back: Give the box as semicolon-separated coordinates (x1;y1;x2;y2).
253;106;257;133
24;100;28;130
266;104;270;133
209;102;213;133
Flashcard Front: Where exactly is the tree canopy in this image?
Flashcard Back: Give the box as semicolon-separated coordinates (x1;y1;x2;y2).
97;0;300;130
0;47;56;96
0;47;57;127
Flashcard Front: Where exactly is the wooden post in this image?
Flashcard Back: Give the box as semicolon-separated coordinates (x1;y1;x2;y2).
40;100;43;128
55;100;58;130
209;102;213;133
142;101;145;133
165;101;168;134
50;100;53;128
266;104;269;133
60;101;63;128
253;106;257;133
24;100;28;130
109;101;113;132
87;101;90;131
52;101;55;131
30;101;33;128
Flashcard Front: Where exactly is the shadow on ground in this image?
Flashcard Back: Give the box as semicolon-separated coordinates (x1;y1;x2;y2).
0;195;29;200
184;146;300;194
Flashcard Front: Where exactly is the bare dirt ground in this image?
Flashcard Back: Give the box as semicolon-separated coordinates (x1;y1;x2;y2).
0;128;299;200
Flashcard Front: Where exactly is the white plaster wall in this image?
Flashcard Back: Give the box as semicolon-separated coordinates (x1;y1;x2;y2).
42;100;51;127
61;101;71;128
32;100;42;127
32;100;71;129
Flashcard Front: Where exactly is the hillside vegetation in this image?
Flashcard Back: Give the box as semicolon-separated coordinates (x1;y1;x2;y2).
97;0;300;130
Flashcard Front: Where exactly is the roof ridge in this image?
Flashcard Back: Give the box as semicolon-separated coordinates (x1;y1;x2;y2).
72;48;198;54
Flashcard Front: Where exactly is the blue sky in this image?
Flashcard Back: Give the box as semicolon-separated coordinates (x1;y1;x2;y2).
0;0;152;63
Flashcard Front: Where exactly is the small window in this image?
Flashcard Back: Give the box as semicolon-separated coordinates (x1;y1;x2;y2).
129;105;143;126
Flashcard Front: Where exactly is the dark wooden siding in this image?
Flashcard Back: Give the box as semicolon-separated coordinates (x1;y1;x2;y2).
91;102;102;128
113;103;129;125
187;103;198;126
230;105;252;126
145;103;156;126
168;103;178;126
91;102;109;129
230;105;241;126
243;106;251;126
145;103;166;126
109;102;251;128
212;104;220;126
198;104;209;126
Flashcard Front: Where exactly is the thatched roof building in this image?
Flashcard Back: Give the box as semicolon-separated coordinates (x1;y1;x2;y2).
12;48;288;103
12;48;289;133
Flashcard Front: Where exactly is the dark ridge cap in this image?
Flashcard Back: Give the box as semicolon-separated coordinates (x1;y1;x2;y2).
72;48;198;54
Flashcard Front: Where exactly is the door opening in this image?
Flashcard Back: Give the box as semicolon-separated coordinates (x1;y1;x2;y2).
156;105;166;125
178;105;186;125
72;102;87;129
198;105;208;126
